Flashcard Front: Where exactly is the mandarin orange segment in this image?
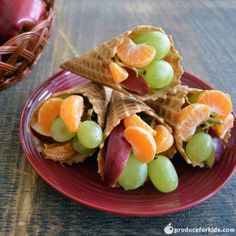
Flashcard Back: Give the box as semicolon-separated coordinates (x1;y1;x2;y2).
124;114;156;136
212;113;234;138
117;38;156;68
109;62;128;83
38;97;63;135
60;95;84;133
124;126;156;163
154;125;174;154
176;103;211;141
197;90;232;118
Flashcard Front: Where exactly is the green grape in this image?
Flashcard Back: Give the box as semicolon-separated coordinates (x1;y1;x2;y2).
72;136;93;155
205;151;215;168
133;31;171;59
143;60;174;89
118;153;148;190
77;120;103;149
148;155;178;193
51;117;75;142
186;132;213;162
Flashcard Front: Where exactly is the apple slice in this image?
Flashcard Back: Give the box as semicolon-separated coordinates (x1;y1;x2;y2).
121;68;150;95
103;122;131;187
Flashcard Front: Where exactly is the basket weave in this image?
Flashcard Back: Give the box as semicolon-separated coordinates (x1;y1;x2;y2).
0;0;55;89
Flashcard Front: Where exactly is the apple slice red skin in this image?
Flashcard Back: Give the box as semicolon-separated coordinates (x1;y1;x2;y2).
0;0;46;44
121;68;150;95
103;122;131;187
30;127;55;144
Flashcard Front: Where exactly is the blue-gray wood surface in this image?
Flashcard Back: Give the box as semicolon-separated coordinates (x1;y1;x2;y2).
0;0;235;235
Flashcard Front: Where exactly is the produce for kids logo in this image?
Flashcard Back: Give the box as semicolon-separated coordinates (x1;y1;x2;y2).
163;223;235;234
164;223;174;235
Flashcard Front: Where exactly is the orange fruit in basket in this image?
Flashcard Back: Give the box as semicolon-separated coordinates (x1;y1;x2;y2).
124;126;156;163
109;62;128;83
154;125;174;154
176;103;211;141
212;113;234;138
38;97;63;135
197;90;232;117
124;114;156;136
60;95;84;133
117;38;156;68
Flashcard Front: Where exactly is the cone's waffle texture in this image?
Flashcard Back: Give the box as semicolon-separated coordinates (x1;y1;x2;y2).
146;85;189;127
30;82;109;165
147;85;232;167
53;82;109;128
60;25;183;101
97;90;175;177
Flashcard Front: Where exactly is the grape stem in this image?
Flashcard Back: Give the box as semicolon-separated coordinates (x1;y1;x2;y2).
208;117;223;124
87;108;94;120
150;119;156;129
202;117;223;131
137;68;146;78
185;97;192;105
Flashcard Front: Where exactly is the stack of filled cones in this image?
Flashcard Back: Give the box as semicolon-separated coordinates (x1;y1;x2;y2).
31;25;234;187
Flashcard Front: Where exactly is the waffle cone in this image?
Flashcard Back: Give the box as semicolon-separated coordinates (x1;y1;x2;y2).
147;85;232;167
53;82;109;128
30;82;109;165
147;85;205;167
98;90;175;176
60;25;183;101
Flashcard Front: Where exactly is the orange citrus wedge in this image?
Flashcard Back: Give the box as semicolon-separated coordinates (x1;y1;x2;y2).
197;90;232;118
212;113;234;139
117;38;156;68
38;97;63;135
109;62;128;83
124;126;156;163
60;95;84;133
124;114;156;136
176;103;211;141
154;125;174;154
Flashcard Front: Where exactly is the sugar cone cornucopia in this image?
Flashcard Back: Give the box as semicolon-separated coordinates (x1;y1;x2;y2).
30;82;109;165
147;85;233;167
60;25;183;101
97;90;176;177
147;85;202;167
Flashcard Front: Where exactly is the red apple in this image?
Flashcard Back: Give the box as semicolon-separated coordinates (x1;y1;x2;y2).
103;122;131;187
0;0;46;44
121;68;150;95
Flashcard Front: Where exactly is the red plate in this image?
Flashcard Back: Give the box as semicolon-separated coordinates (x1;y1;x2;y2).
20;71;236;216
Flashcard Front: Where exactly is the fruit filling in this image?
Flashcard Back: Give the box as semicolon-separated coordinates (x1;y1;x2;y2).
103;113;178;192
36;95;103;158
109;31;174;94
177;90;233;167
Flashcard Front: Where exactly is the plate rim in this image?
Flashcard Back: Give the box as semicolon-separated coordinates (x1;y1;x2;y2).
20;70;236;216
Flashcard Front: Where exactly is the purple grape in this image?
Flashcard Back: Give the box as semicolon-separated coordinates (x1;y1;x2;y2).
212;137;225;162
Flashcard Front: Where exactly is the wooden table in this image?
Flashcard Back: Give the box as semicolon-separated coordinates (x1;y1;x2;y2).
1;0;235;235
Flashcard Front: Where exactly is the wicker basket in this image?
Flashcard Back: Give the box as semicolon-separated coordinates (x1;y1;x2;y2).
0;0;55;89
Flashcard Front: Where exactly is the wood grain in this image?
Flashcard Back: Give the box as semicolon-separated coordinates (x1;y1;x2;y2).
0;0;235;235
